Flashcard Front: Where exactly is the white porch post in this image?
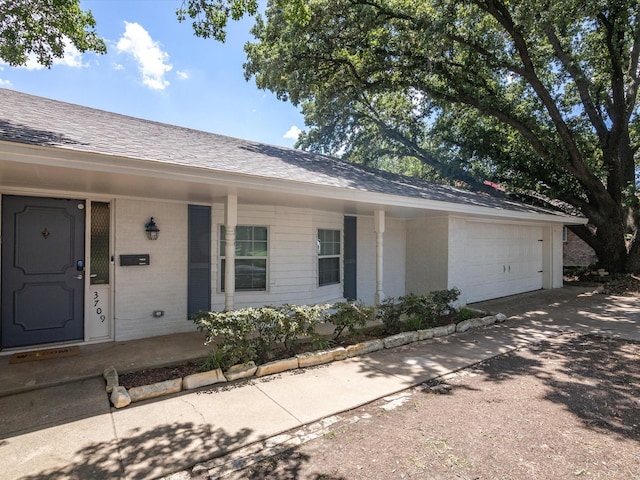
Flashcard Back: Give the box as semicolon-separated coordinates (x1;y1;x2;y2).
374;209;385;305
224;194;238;311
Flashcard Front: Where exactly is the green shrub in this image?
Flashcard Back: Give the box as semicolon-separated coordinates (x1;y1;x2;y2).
192;308;259;365
377;288;461;332
376;297;404;334
311;335;334;350
404;315;424;332
200;349;224;371
400;293;434;325
280;304;330;350
252;304;329;353
197;339;258;371
326;301;374;340
192;291;462;366
192;303;331;365
456;307;481;322
429;288;461;317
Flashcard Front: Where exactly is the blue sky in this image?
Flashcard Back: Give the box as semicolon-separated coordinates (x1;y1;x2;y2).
0;1;305;147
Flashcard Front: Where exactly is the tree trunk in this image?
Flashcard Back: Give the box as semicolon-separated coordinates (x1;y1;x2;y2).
584;221;640;273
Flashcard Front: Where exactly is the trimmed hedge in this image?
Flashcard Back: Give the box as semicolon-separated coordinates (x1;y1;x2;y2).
193;288;461;369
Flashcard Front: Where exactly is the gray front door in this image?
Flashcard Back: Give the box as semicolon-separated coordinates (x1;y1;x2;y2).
2;196;85;348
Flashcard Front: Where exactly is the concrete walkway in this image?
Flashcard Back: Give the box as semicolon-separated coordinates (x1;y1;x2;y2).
1;287;638;480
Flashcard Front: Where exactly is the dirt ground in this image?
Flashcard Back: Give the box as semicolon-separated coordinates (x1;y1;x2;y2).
233;333;640;480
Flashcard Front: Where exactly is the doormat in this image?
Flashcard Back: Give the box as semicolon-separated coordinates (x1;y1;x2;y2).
9;346;79;364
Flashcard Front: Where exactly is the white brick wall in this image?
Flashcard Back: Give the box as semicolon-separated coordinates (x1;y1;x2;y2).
210;204;345;309
357;216;406;305
113;199;192;341
405;216;450;295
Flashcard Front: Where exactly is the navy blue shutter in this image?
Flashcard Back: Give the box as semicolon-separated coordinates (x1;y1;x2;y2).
188;205;211;317
343;216;357;300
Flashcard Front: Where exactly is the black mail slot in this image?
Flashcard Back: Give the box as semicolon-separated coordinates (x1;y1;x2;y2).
120;254;150;266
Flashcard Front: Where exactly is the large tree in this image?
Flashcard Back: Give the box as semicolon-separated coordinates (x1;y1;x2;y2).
181;0;640;273
0;0;105;67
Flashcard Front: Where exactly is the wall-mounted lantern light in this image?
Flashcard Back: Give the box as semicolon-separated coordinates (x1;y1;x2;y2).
145;217;160;240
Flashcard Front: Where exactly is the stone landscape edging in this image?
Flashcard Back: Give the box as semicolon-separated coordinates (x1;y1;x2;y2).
104;312;506;408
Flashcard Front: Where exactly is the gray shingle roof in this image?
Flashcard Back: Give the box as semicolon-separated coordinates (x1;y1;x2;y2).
0;88;561;216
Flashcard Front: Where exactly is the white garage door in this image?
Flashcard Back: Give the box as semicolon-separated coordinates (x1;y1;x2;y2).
464;222;543;303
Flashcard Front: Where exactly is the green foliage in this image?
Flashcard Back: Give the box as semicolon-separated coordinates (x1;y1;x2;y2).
310;335;334;351
376;297;405;334
404;315;424;332
183;0;640;272
326;301;374;340
429;288;462;317
192;308;260;366
253;304;329;352
200;349;228;371
378;288;461;333
193;291;462;367
0;0;106;67
176;0;259;42
456;308;482;322
192;303;331;365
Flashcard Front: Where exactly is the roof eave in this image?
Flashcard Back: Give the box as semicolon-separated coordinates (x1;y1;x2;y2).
0;141;587;224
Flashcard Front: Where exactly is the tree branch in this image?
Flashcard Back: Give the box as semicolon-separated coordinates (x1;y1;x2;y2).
626;11;640;117
356;96;495;193
476;0;615;212
543;24;609;143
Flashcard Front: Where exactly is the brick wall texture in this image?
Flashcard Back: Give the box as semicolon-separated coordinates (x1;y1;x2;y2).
564;229;598;267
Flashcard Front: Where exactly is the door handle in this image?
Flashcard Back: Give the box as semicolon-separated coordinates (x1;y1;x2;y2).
89;274;98;278
73;274;83;280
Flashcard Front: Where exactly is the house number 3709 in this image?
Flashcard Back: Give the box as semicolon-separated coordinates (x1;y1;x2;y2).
94;291;106;323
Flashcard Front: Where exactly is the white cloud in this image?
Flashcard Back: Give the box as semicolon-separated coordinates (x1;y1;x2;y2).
56;42;85;68
23;55;45;71
283;125;302;140
116;21;172;90
113;63;125;71
176;70;189;80
0;78;11;87
20;38;87;71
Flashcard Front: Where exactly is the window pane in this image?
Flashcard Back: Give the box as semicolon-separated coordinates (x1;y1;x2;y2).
251;240;268;257
236;240;252;257
319;257;340;286
221;259;267;291
90;202;110;285
222;226;268;257
220;226;226;257
236;226;252;241
318;229;340;256
254;227;268;241
236;259;267;290
220;225;269;292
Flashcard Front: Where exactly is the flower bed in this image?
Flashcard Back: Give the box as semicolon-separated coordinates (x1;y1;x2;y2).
104;310;506;408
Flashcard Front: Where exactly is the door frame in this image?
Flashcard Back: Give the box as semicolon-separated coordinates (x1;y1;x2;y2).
0;192;115;351
83;199;115;344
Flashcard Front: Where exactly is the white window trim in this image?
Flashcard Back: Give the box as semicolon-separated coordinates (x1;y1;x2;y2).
317;228;342;287
219;225;269;293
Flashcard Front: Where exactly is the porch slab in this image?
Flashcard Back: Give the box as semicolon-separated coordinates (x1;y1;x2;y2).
0;331;210;397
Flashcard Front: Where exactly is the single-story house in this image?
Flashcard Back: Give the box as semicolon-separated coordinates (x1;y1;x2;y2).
0;89;586;351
